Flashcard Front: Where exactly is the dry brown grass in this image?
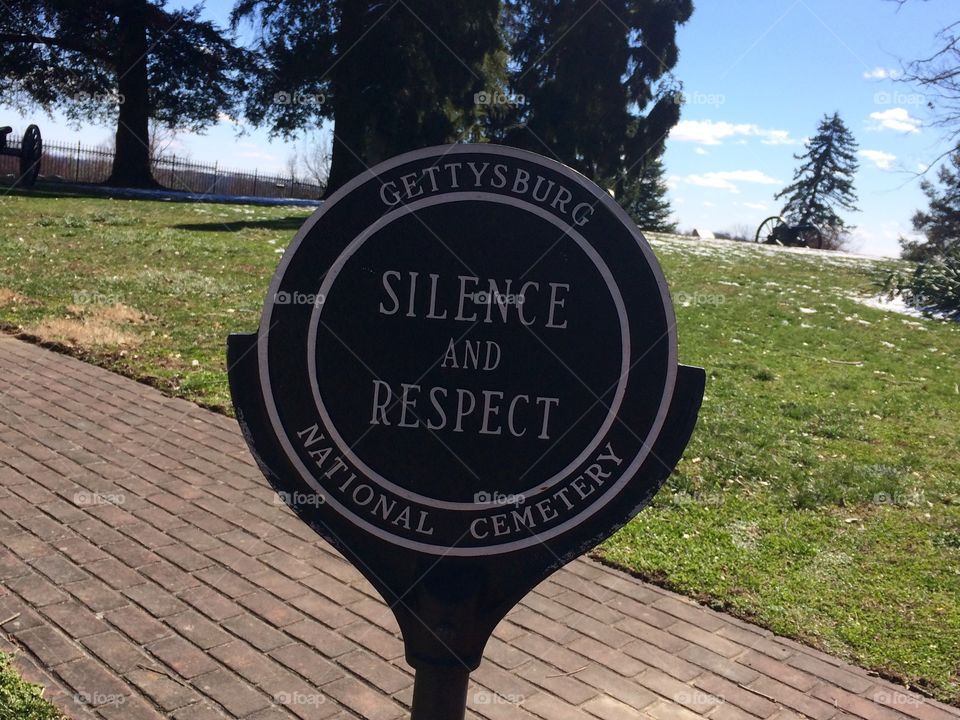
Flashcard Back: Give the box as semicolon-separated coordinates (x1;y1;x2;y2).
25;302;147;349
0;287;37;307
66;302;148;324
26;317;141;348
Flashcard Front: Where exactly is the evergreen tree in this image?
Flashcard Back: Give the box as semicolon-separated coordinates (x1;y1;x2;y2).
0;1;246;188
775;112;859;245
233;0;502;195
901;149;960;261
885;249;960;319
617;155;676;232
500;0;693;189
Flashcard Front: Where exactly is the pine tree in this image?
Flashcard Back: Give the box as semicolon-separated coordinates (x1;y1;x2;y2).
233;0;502;195
500;0;693;189
775;112;859;245
901;149;960;261
0;1;246;188
617;155;676;232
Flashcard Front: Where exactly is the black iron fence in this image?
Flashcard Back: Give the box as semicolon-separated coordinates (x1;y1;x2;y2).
0;135;324;200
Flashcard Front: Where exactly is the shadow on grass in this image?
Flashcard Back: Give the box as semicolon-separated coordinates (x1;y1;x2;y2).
1;181;322;210
0;184;111;200
173;217;308;232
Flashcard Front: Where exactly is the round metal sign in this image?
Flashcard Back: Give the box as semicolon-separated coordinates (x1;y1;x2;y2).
257;144;677;555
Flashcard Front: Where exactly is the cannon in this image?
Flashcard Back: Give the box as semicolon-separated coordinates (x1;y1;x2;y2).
0;124;42;187
755;215;823;249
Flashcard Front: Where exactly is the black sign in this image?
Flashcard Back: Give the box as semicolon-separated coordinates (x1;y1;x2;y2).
229;144;704;720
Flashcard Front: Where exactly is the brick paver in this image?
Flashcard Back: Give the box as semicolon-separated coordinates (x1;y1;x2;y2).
1;334;957;720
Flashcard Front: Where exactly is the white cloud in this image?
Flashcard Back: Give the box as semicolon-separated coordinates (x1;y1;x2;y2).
159;138;187;152
670;119;796;146
859;149;896;170
758;129;795;145
676;170;781;194
863;67;900;80
671;120;740;145
742;201;768;210
847;220;913;258
239;149;279;162
695;147;707;155
868;107;921;133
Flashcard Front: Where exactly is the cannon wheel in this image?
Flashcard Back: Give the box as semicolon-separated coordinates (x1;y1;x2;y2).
18;124;41;187
755;216;785;244
797;224;823;250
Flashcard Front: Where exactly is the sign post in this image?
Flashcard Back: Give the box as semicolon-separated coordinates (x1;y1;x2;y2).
228;144;705;719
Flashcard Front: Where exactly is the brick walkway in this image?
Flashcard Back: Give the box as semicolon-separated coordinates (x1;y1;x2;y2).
0;334;956;720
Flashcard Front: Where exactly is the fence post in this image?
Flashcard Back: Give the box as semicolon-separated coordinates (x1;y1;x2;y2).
170;155;177;189
213;161;218;195
252;169;258;197
75;141;81;182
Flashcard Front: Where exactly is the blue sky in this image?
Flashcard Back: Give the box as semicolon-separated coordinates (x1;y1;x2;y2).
664;0;955;256
3;0;956;256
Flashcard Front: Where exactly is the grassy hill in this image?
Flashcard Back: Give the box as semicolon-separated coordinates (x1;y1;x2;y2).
1;189;958;704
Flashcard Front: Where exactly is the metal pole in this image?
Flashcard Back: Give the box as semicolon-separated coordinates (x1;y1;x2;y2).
410;666;470;720
75;141;81;182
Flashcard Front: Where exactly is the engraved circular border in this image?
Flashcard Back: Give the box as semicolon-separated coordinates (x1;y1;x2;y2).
256;144;678;555
305;192;630;510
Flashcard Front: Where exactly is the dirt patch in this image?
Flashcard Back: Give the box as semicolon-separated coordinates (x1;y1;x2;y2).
0;287;39;308
25;302;148;349
66;302;149;324
26;317;141;348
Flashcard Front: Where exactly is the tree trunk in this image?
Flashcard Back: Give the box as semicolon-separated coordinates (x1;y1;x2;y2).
324;2;369;197
325;106;368;197
107;3;159;188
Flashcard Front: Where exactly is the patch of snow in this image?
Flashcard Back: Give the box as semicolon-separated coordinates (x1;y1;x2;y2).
852;293;928;319
36;182;322;208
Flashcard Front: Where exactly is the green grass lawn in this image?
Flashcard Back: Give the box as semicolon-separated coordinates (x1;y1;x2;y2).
1;188;958;704
0;653;62;720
